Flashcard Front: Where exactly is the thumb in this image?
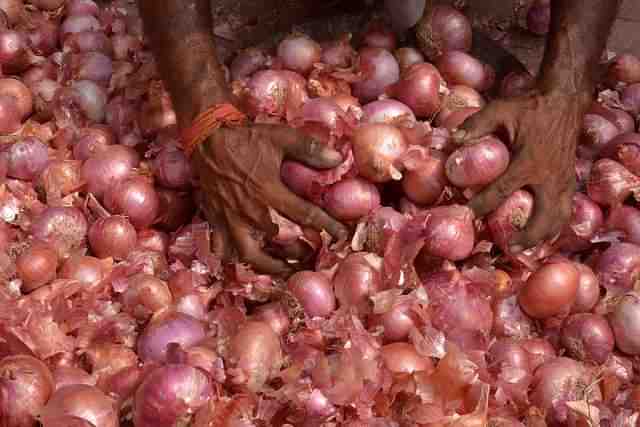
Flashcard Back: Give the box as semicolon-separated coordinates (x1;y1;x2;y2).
453;102;508;144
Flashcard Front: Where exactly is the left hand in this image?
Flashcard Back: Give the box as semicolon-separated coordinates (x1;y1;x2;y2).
454;90;590;253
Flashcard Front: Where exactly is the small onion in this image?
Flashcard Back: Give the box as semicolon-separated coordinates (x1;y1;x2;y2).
402;149;447;206
352;123;407;182
152;149;192;190
606;205;640;245
31;207;88;259
277;33;321;75
60;15;101;40
521;338;556;371
488;190;534;252
362;99;416;125
88;215;137;260
0;95;22;134
353;47;400;103
422;205;475;261
40;385;118;427
499;71;535;98
445;136;510;188
6;137;49;181
601;132;640;175
137;313;206;363
387;62;443;118
561;313;614;363
596;242;640;291
72;126;114;161
122;273;173;320
556;193;604;252
66;0;100;17
16;242;58;292
0;0;23;25
571;263;600;314
82;145;140;199
104;176;160;230
436;50;495;92
59;255;106;290
288;271;336;317
587;159;640;207
518;261;579;319
333;252;384;310
609;292;640;355
362;22;396;51
581;114;620;155
435;85;485;129
52;367;94;391
321;37;356;68
608;53;640;84
380;343;433;374
324;178;381;221
253;302;290;336
415;4;472;60
0;78;33;120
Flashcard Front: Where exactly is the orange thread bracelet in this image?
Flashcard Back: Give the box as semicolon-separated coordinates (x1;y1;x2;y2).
181;103;248;157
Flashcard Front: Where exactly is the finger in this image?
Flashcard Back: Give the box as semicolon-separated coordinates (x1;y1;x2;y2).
468;165;528;218
267;240;314;263
453;103;507;143
508;186;572;252
273;187;349;240
227;214;294;276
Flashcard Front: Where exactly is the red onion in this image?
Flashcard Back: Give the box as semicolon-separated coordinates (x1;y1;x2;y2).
518;261;579;319
0;95;22;134
243;69;308;118
500;71;535;98
0;31;33;73
394;47;425;72
492;295;534;339
621;83;640;115
435;85;485;129
488;190;534;252
29;79;59;120
64;52;113;85
437;51;495;92
607;205;640;245
40;160;83;198
288;271;336;317
136;229;169;253
362;23;396;51
296;97;351;136
277;33;321;75
530;358;600;425
16;242;57;292
31;206;88;258
0;79;33;120
581;114;620;155
608;53;640;84
88;215;137;260
230;48;269;81
52;367;94;391
352;123;407;182
387;62;443;118
487;338;530;374
601;133;640;175
521;338;556;371
0;355;54;427
26;14;58;56
596;242;640;291
324;178;381;221
280;160;322;201
73;126;114;161
527;0;550;36
228;320;283;392
82;145;140;199
0;0;23;25
445;136;510;188
6;137;49;181
253;302;290;336
137;313;206;363
402;149;447;206
591;104;636;134
122;273;172;320
610;292;640;355
561;313;614;363
40;385;118;427
587;159;640;207
30;0;64;10
59;255;106;290
352;47;400;103
422;205;475;261
66;0;100;17
321;37;356;68
60;15;101;40
370;303;417;343
415;4;472;60
62;31;111;55
380;343;433;374
333;252;384;310
571;263;600;314
362;99;416;125
55;80;108;126
104;176;159;230
156;189;195;231
556;193;604;252
133;364;212;427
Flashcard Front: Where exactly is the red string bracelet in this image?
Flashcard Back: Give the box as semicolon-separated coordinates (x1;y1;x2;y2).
181;103;248;157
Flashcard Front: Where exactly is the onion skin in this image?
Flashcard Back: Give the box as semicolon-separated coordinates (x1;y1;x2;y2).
609;293;640;355
288;271;336;317
324;178;381;221
333;252;384;310
0;95;22;134
492;295;534;339
437;51;495;92
362;23;396;51
596;242;640;292
151;149;192;190
352;123;407;183
137;313;206;363
52;367;94;391
571;263;600;314
561;313;614;364
88;215;137;261
387;62;442;118
362;99;416;125
488;190;534;252
402;149;447;206
0;355;55;427
229;320;283;392
0;79;32;120
587;159;640;207
608;53;640;84
16;243;58;292
518;261;579;319
622;83;640;115
415;5;472;60
581;114;620;155
230;48;269;81
321;38;356;68
422;205;475;261
435;85;485;129
277;33;321;75
445;136;510;188
31;207;88;259
380;343;433;374
353;47;400;103
59;255;106;290
122;273;173;320
40;385;118;427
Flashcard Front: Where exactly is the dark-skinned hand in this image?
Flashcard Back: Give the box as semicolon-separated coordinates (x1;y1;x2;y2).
455;90;589;253
192;124;348;275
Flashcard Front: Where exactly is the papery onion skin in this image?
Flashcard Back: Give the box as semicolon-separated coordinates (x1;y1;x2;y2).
492;295;534;339
288;271;336;317
60;15;101;40
352;123;407;183
518;261;579;319
556;193;604;252
436;50;495;92
122;273;173;320
362;99;416;125
40;385;118;427
137;313;206;363
0;79;33;120
561;313;614;364
7;137;49;181
0;95;22;134
601;132;640;175
402;150;447;206
387;62;442;118
415;4;472;60
435;85;485;129
571;263;600;314
596;242;640;291
487;338;530;374
277;33;321;76
0;355;55;427
488;190;534;252
88;215;137;261
229;320;283;392
370;303;417;343
324;178;381;221
31;207;88;259
581;114;620;155
587;159;640;207
445;136;510;188
16;243;58;292
422;205;475;261
353;47;400;103
321;38;356;68
52;367;95;391
609;292;640;355
333;252;384;310
59;255;106;290
380;342;433;374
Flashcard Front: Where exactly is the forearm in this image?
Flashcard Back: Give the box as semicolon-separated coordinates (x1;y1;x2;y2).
538;0;620;100
138;0;230;127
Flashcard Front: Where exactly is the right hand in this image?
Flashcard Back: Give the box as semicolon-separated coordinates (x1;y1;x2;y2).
192;123;348;275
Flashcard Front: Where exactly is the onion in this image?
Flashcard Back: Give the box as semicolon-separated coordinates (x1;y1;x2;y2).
6;137;49;181
621;83;640;115
445;136;510;188
608;53;640;84
518;261;579;319
402;149;447;206
352;123;407;182
16;242;57;292
253;302;290;336
500;71;535;98
30;0;64;10
609;292;640;355
66;0;100;17
88;215;137;260
581;114;620;155
561;313;614;363
228;320;283;392
60;15;101;40
492;295;534;339
136;229;169;253
40;160;83;198
82;145;140;199
571;263;600;313
386;62;442;118
72;126;114;161
0;31;32;73
31;206;88;258
380;343;433;374
362;23;396;51
527;0;551;35
606;206;640;245
556;193;604;252
488;190;534;252
601;133;640;175
0;95;22;134
243;69;308;118
137;313;206;363
370;303;417;343
590;104;636;134
0;79;33;120
280;160;322;201
362;99;416;125
321;37;356;68
596;242;640;291
26;14;58;56
277;33;321;75
59;255;106;290
324;178;381;221
122;273;172;320
421;205;475;261
435;85;485;129
230;48;269;81
133;364;212;427
55;80;108;126
352;47;400;103
156;189;195;232
521;338;556;371
62;31;112;55
394;47;425;72
415;4;472;60
0;355;54;427
40;385;118;427
0;0;23;25
64;52;113;85
437;51;495;92
587;159;640;207
333;252;384;310
288;271;336;317
487;339;530;374
104;176;160;230
530;358;600;425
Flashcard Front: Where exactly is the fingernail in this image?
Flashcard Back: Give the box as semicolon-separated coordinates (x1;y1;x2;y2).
452;129;467;142
509;244;524;253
